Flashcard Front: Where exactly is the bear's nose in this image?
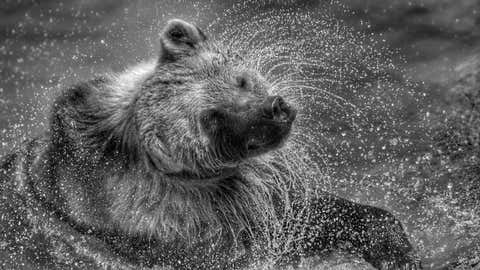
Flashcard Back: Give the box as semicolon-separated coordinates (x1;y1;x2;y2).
262;96;296;122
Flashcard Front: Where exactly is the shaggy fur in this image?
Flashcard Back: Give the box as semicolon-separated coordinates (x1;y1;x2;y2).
0;19;420;270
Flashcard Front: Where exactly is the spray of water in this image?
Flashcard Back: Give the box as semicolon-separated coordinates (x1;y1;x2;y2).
205;1;480;268
2;0;480;268
174;2;411;268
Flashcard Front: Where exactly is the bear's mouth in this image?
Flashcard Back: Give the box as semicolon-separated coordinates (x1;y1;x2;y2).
245;122;292;155
200;95;296;160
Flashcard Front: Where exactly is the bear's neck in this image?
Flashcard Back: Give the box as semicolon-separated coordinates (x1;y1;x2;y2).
102;165;260;244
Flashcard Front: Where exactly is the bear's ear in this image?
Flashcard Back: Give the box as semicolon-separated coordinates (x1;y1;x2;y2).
159;19;207;62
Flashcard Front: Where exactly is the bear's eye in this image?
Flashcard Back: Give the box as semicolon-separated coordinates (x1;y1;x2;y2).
170;29;184;40
237;76;249;90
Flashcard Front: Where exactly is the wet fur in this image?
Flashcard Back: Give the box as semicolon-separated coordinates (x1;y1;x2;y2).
0;19;420;269
49;54;288;247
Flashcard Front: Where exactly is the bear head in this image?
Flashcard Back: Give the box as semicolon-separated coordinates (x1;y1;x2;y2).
135;19;297;178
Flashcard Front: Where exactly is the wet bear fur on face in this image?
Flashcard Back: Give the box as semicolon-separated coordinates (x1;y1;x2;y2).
0;20;420;269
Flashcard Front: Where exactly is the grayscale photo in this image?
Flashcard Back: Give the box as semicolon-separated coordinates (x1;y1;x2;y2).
0;0;479;269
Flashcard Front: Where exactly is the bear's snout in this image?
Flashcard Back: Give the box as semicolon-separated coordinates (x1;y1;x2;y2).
261;96;296;123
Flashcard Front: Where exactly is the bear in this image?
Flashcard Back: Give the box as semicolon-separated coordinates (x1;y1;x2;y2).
0;19;420;269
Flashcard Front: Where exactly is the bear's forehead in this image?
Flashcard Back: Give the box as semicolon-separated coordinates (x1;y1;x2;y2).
197;50;230;67
199;51;223;61
182;51;242;80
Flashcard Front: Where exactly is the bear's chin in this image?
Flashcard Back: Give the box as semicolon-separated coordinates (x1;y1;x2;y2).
245;137;286;157
244;120;293;157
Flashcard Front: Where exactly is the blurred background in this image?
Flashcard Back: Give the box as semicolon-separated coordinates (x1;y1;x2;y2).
1;0;480;269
